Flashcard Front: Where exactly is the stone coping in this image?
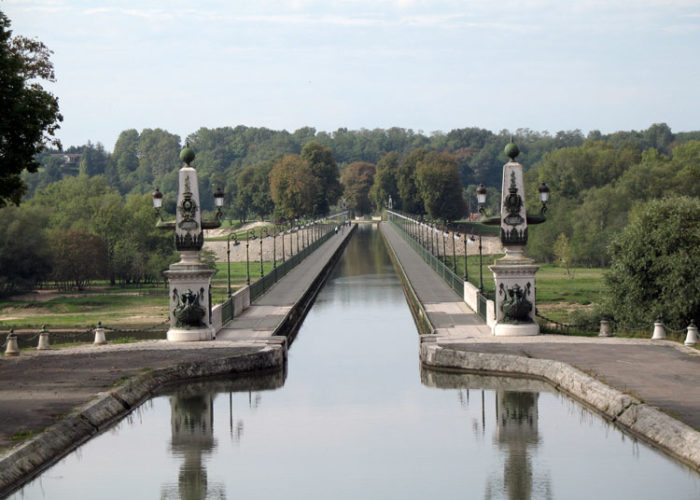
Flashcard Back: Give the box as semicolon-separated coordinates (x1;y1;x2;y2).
421;343;700;472
0;343;285;497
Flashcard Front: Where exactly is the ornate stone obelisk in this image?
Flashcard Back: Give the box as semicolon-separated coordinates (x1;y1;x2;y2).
488;142;541;336
162;147;218;341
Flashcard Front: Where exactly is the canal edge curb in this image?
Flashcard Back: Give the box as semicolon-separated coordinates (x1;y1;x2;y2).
0;345;285;497
421;343;700;472
378;222;434;335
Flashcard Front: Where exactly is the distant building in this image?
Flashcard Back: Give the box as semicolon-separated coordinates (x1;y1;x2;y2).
50;153;82;166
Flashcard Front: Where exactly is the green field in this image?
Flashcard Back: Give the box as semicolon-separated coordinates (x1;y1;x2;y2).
445;254;606;323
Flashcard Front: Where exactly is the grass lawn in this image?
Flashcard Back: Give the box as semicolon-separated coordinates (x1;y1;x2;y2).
445;254;606;323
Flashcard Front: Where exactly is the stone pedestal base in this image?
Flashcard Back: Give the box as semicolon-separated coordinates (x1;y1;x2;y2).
167;327;215;342
163;252;216;342
494;322;540;337
489;253;540;337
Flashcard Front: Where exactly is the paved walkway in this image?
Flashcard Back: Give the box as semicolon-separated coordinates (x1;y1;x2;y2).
380;221;491;337
379;221;700;430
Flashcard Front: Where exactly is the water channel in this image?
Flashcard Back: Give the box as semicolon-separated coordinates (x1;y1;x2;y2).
10;225;700;499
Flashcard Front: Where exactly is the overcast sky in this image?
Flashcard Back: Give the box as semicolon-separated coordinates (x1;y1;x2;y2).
4;0;699;150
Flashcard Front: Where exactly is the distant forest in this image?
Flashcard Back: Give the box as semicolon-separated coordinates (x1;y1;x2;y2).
5;122;697;295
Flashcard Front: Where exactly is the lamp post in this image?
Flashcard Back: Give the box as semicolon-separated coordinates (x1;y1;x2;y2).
463;232;468;281
259;228;267;278
452;232;458;273
245;229;256;285
442;224;447;264
226;233;239;297
272;229;278;269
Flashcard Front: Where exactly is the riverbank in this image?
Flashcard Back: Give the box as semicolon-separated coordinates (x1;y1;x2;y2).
379;220;700;471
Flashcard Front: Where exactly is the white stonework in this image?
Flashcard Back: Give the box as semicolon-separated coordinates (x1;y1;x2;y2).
164;260;216;342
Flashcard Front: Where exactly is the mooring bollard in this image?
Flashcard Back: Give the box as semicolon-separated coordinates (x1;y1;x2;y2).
5;329;20;357
598;319;612;337
93;321;107;345
651;319;666;340
685;320;698;347
37;325;50;350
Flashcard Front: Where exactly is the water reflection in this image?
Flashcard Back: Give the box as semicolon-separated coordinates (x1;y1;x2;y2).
159;371;285;500
422;369;553;499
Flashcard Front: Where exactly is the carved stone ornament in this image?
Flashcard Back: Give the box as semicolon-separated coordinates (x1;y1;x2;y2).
503;172;524;226
499;282;533;324
178;175;199;232
172;288;206;328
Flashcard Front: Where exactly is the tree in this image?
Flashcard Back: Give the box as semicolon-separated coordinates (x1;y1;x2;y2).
49;230;108;290
341;161;376;215
234;162;274;221
0;205;52;294
605;196;700;330
553;233;574;279
300;142;342;215
0;12;62;207
396;149;426;214
370;151;400;211
415;151;466;221
79;141;109;176
269;155;318;220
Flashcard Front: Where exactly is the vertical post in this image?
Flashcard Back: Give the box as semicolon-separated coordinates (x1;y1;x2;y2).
452;232;457;273
442;223;447;263
273;231;277;269
479;234;484;293
282;227;286;263
463;233;468;281
259;229;265;278
227;235;232;297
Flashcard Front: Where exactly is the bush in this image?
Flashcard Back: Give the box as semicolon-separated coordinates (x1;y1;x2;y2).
605;196;700;330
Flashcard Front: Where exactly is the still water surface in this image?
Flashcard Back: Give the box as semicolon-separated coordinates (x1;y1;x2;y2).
11;225;700;499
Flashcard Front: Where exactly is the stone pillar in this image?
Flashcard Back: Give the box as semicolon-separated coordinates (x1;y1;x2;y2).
489;143;540;337
163;147;217;342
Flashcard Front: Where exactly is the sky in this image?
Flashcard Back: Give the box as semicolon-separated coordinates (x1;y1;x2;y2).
3;0;700;151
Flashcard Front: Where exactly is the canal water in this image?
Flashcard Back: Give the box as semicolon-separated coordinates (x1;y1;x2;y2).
10;225;700;499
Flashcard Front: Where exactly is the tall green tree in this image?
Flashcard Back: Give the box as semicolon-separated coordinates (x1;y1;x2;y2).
370;151;400;211
269;155;318;220
415;151;466;221
301;142;342;216
605;196;700;330
0;12;62;207
341;161;376;215
0;205;52;294
234;161;274;221
396;149;426;214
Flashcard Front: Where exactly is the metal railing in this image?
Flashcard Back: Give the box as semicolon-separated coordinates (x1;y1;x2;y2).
387;211;464;297
386;209;497;321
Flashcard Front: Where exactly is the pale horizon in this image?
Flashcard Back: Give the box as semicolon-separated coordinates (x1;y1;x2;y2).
4;0;699;150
